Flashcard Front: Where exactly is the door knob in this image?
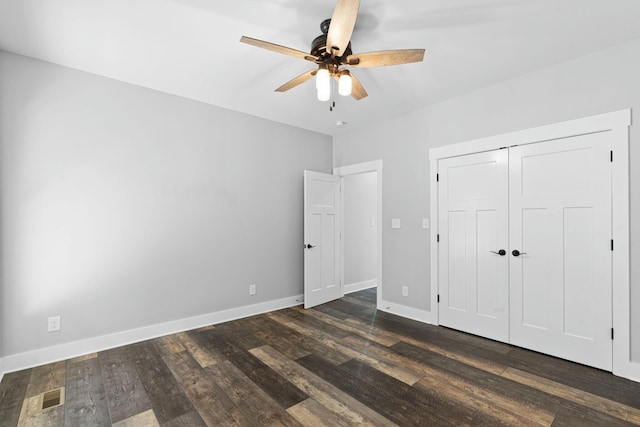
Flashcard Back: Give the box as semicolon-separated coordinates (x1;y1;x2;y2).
490;249;506;256
305;244;316;249
512;249;527;257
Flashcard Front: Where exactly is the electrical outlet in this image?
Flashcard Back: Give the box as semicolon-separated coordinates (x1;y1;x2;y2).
402;286;409;297
391;218;401;229
48;316;61;332
422;218;430;229
249;284;257;296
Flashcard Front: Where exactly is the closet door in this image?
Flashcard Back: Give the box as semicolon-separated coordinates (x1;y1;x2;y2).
438;149;509;342
509;133;612;370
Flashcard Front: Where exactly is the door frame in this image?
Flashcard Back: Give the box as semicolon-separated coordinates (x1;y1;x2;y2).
334;160;383;306
428;109;636;380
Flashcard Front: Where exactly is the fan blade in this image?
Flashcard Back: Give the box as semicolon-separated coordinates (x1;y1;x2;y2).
326;0;360;58
240;36;318;62
275;69;317;92
350;73;368;100
346;49;425;68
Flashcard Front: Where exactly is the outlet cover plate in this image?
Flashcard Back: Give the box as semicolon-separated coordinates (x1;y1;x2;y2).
48;316;61;332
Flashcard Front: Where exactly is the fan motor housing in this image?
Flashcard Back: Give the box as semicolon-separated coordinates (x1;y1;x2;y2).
311;34;352;63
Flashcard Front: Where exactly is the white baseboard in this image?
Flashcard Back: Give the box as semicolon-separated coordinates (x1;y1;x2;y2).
1;294;303;376
0;357;4;383
377;299;437;325
344;279;377;294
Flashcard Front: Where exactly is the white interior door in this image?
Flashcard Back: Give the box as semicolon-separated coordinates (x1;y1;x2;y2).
304;170;342;308
438;149;509;342
509;133;612;370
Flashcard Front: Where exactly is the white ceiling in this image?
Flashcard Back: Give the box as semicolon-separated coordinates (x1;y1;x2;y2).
2;0;640;136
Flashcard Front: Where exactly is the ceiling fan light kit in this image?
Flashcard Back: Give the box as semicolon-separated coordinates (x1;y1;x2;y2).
240;0;425;109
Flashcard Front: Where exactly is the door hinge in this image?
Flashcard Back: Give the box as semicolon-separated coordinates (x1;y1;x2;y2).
611;239;614;251
437;294;440;303
437;234;440;242
610;150;614;162
436;173;439;182
611;328;614;340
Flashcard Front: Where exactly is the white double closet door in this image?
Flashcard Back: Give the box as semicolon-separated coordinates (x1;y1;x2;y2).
438;132;612;370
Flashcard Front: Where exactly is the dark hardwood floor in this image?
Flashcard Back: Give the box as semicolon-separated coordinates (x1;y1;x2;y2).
2;288;640;426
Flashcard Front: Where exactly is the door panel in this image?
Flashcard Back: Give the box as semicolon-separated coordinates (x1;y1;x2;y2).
563;207;595;339
520;207;551;330
304;170;342;308
509;132;612;370
447;210;467;311
438;149;509;342
477;209;499;318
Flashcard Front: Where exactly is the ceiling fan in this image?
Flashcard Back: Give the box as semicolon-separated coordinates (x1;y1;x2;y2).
240;0;425;107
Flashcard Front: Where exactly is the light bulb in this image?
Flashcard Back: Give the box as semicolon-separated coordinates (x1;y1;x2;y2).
317;86;331;102
316;68;330;90
338;72;352;96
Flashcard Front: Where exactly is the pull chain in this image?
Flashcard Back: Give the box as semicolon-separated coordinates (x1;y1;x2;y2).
329;78;336;111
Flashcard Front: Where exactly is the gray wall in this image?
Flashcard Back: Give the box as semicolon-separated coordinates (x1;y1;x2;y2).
0;51;332;357
343;172;377;286
333;37;640;360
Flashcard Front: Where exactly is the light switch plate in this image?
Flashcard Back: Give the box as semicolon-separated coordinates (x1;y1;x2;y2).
422;218;430;229
391;219;400;229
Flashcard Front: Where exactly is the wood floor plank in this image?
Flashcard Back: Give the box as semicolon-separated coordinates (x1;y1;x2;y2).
504;347;640;410
152;334;185;356
286;398;353;427
550;403;638;427
213;318;267;350
206;360;302;426
312;304;352;320
343;317;508;375
162;350;252;427
415;366;555;426
175;330;225;368
290;306;400;347
24;361;66;399
68;353;98;364
199;328;309;409
160;410;207;427
341;294;378;308
299;354;509;426
502;367;640;424
391;340;614;423
251;315;352;364
329;298;512;356
0;369;32;427
128;341;197;424
98;346;153;424
64;357;111;427
243;316;313;360
280;309;352;339
112;409;160;427
17;394;64;427
250;345;397;426
348;288;377;303
268;311;423;385
341;335;438;377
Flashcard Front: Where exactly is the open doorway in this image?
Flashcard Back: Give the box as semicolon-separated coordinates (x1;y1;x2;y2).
334;160;382;306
